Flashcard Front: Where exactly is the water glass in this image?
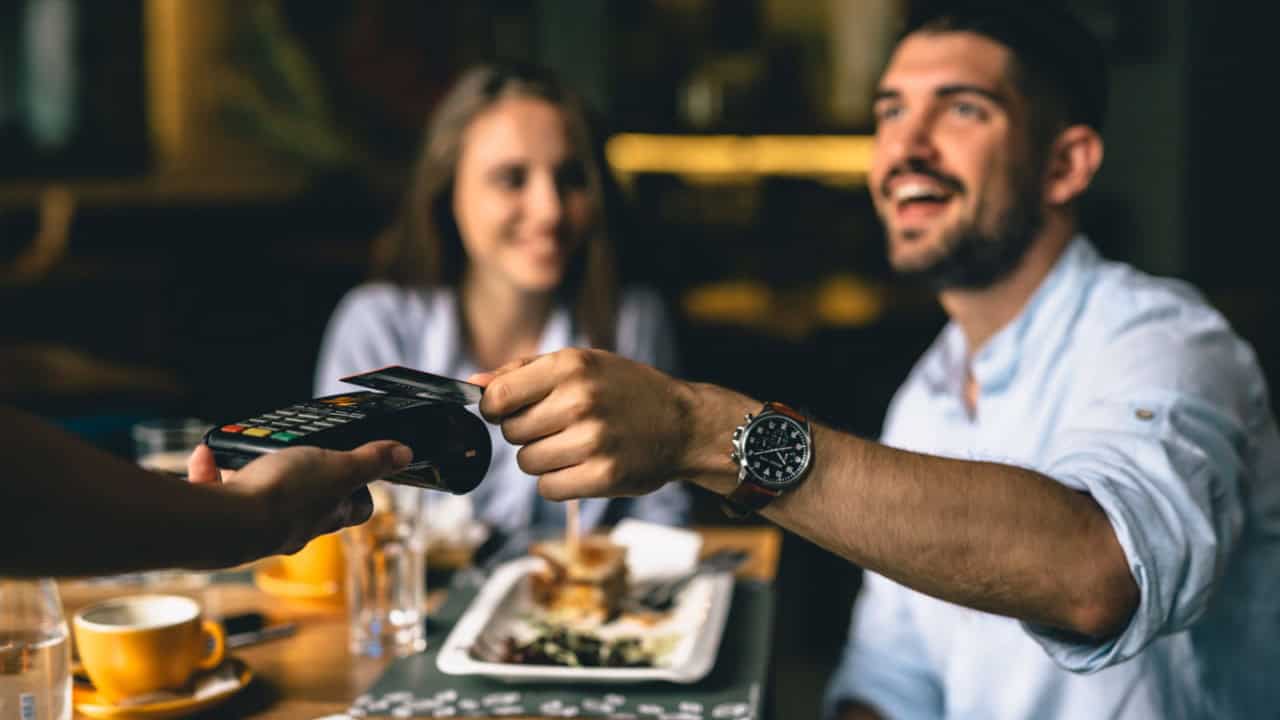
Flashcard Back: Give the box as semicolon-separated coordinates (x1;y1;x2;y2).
132;417;211;475
342;482;429;658
0;578;71;720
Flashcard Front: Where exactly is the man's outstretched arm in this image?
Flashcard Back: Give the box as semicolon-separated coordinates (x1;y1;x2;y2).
475;349;1137;638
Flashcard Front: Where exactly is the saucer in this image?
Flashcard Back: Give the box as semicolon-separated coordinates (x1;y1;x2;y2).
253;562;342;602
73;656;252;719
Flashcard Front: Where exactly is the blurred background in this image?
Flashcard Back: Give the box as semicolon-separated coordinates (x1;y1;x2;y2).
1;0;1271;716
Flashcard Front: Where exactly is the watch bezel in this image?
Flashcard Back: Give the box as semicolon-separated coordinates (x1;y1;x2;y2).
739;412;812;489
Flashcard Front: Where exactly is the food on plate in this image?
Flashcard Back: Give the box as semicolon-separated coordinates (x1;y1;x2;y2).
529;535;628;624
478;621;663;668
460;533;705;671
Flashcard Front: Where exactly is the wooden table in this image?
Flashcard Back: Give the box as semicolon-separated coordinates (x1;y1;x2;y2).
60;526;782;719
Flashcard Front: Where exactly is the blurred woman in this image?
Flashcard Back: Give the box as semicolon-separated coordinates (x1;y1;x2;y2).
315;63;688;536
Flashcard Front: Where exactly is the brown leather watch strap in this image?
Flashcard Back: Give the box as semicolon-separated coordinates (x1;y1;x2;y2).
725;477;781;512
764;401;806;424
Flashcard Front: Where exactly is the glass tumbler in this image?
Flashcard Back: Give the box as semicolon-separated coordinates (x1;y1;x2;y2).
132;417;211;475
0;578;71;720
342;482;429;658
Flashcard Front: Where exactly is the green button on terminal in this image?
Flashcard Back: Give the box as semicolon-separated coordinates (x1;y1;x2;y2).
270;431;300;442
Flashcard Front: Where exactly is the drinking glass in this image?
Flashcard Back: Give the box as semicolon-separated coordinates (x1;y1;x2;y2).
0;578;71;720
132;417;211;476
342;482;429;658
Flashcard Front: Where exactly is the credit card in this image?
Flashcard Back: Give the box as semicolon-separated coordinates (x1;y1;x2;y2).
339;365;484;405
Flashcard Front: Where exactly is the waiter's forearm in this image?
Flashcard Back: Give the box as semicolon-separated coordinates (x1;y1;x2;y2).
676;382;1138;637
0;406;264;576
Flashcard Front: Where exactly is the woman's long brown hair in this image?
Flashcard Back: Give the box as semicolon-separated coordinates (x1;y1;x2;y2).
370;63;619;351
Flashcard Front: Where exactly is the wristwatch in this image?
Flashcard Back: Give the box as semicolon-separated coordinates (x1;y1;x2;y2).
724;401;814;517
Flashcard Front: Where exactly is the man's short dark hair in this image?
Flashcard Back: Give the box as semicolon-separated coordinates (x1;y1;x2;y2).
905;3;1108;144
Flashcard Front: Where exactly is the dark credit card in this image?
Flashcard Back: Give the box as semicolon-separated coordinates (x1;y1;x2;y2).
339;365;484;405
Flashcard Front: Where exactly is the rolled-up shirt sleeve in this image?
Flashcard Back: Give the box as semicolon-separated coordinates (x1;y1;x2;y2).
825;571;945;720
1023;313;1256;672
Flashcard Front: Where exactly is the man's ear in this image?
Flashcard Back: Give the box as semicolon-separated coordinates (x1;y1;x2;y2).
1044;125;1104;206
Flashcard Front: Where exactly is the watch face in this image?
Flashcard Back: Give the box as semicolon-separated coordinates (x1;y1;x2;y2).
741;414;811;488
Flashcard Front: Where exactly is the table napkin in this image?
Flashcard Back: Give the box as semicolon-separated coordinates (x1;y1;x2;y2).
609;519;703;582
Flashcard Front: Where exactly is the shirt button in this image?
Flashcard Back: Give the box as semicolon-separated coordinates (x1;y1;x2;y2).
1135;408;1155;421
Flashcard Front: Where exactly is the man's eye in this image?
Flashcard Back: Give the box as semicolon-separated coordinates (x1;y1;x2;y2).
951;101;985;119
874;104;904;123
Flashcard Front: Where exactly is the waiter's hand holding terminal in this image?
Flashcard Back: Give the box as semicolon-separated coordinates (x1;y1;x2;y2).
201;366;493;495
0;405;415;577
187;441;412;557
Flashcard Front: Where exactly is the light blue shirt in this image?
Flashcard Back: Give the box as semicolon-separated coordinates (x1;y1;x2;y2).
825;237;1280;719
314;284;691;534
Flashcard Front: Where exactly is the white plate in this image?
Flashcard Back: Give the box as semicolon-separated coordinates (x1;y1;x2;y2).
436;557;734;684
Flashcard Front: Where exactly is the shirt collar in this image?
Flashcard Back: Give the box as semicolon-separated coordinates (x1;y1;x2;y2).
922;234;1100;395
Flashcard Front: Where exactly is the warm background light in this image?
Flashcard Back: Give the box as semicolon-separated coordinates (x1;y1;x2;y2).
606;133;874;185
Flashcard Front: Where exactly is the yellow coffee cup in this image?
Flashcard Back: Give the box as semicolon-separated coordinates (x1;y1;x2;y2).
72;594;225;704
276;531;344;588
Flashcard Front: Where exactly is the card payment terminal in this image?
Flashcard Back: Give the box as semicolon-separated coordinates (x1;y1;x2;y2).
203;366;492;494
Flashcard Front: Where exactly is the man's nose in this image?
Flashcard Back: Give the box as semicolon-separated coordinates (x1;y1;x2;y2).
883;111;940;168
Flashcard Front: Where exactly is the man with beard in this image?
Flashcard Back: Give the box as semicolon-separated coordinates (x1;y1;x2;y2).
470;6;1279;718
